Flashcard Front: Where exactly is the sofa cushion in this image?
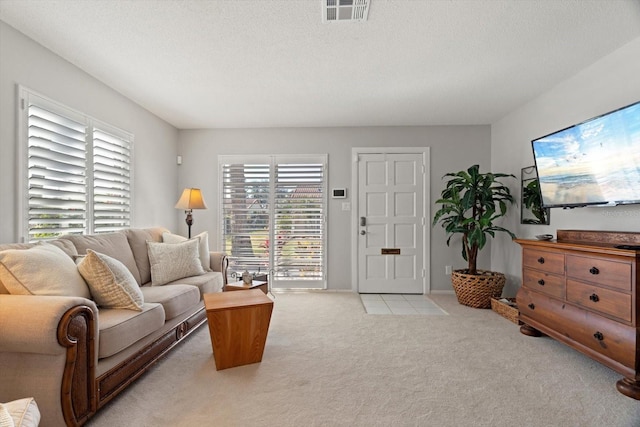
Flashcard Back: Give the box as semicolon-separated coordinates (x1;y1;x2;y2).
147;239;205;286
98;303;165;359
122;227;168;286
1;397;40;427
160;271;224;297
162;231;212;271
140;284;200;320
61;233;142;285
78;250;144;311
0;243;91;298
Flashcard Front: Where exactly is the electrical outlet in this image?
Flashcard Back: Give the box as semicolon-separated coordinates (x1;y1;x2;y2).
445;265;452;275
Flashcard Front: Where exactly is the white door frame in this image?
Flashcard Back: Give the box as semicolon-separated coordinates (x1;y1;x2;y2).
350;147;431;293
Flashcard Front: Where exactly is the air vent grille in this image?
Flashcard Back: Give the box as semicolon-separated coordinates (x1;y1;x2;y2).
323;0;370;23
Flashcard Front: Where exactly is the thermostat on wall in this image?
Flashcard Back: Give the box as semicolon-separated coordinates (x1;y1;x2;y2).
332;188;347;198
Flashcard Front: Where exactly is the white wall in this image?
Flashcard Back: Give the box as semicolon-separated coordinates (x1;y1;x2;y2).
0;21;180;243
491;37;640;297
178;126;491;291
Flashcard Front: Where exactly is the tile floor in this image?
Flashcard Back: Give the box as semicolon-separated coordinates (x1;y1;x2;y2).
359;293;448;315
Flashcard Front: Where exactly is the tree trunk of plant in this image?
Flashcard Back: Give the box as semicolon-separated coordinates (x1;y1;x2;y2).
468;246;478;275
463;234;478;275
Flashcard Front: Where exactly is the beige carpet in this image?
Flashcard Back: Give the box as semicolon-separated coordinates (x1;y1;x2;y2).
87;292;640;427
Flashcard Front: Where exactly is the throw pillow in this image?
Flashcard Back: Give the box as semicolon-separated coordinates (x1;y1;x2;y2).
147;239;205;286
77;250;144;311
0;403;14;427
1;397;40;427
162;231;212;271
0;243;91;298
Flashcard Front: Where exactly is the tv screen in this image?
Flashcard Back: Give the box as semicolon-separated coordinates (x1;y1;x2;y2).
531;101;640;208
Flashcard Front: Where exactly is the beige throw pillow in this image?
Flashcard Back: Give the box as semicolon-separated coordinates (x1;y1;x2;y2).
162;231;212;271
147;239;205;286
0;403;14;427
2;397;41;427
0;243;91;298
77;250;144;311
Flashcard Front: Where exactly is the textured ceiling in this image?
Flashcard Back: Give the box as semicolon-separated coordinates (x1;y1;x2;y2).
1;0;639;129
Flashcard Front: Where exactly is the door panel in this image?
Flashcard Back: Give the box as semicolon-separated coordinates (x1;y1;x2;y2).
358;153;425;294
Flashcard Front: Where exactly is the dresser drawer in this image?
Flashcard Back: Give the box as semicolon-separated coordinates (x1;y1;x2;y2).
517;287;568;336
523;248;564;275
522;268;564;299
566;255;632;292
566;279;632;323
563;307;636;370
518;287;636;369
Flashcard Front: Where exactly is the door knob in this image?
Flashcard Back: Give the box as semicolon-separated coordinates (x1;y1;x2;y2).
360;230;366;235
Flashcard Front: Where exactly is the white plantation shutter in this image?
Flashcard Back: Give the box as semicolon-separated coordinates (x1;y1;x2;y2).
92;126;132;233
220;155;327;289
20;87;133;241
26;102;88;239
221;163;271;274
274;163;324;281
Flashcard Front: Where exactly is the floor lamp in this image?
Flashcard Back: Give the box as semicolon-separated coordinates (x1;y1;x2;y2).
175;188;208;238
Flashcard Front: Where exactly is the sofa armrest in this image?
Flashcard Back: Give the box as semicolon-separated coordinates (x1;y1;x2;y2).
209;252;229;284
0;295;97;355
0;294;98;426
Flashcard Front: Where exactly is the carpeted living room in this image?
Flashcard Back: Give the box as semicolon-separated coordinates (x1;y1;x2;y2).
1;1;640;426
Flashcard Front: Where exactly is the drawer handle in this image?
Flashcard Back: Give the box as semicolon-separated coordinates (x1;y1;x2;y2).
589;266;600;275
593;331;604;341
589;293;599;302
537;257;545;264
537;279;545;286
528;303;535;310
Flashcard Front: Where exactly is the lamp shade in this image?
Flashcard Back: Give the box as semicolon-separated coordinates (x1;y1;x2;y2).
175;188;208;210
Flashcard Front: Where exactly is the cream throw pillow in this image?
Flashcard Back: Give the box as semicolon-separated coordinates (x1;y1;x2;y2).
147;239;205;286
77;250;144;311
0;403;14;427
0;243;91;298
162;231;212;271
1;397;41;427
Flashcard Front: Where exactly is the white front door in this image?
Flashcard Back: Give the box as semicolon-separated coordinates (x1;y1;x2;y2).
356;152;426;294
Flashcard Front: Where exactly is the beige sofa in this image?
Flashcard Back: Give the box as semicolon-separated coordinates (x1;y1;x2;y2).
0;227;228;427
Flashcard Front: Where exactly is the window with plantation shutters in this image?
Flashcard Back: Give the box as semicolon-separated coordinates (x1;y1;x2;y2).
19;87;133;241
219;155;327;289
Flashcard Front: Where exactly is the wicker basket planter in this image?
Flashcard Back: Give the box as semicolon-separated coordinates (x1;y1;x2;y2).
490;297;522;324
451;269;506;309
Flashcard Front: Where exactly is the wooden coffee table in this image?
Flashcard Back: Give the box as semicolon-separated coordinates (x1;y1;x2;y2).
203;289;273;370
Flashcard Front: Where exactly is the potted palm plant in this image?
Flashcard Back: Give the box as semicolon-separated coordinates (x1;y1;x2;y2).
432;164;516;308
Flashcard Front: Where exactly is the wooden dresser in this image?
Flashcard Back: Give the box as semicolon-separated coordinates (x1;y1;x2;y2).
516;230;640;400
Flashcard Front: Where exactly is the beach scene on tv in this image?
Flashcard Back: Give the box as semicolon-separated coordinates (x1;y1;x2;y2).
532;103;640;207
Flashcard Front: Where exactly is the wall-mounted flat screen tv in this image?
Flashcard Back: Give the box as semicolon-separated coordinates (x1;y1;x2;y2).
531;101;640;208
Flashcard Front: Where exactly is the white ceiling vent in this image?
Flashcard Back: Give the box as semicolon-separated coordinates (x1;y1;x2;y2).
323;0;370;23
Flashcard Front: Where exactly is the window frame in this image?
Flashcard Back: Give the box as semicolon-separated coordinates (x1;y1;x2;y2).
17;86;134;242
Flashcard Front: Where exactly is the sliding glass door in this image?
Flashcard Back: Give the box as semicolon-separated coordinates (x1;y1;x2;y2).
219;155;327;289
